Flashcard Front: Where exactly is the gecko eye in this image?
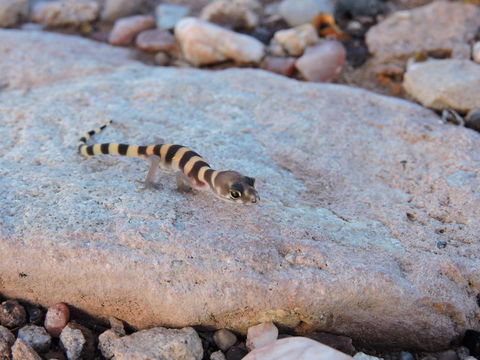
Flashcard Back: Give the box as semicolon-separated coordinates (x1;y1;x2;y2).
229;190;241;199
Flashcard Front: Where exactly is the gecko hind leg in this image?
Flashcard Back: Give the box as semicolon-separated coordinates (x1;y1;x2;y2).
176;172;194;193
137;155;162;190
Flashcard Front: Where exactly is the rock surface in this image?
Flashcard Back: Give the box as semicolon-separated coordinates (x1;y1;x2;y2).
243;337;353;360
403;59;480;112
17;325;52;353
11;339;42;360
0;0;28;27
366;1;480;61
31;0;100;27
175;17;265;65
111;327;203;360
0;29;480;351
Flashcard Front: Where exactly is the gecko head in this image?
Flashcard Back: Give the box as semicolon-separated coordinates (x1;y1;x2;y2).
214;171;260;205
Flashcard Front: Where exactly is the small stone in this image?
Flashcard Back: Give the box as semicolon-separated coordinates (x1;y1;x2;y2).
438;350;459;360
463;330;480;358
25;305;44;326
456;346;471;360
135;29;176;52
154;52;170;66
11;339;42;360
98;329;120;359
213;329;237;352
473;42;480;64
403;59;480;112
0;300;26;329
273;23;318;56
31;0;99;27
0;340;11;360
295;40;346;82
307;332;355;355
335;0;384;20
354;352;383;360
465;109;480;132
244;337;353;360
109;15;155;46
399;352;415;360
108;317;125;336
279;0;334;27
366;2;480;62
200;0;260;30
111;326;203;360
261;56;296;77
225;345;248;360
59;323;95;360
18;325;52;353
101;0;143;23
0;0;28;27
174;17;265;66
211;350;227;360
155;4;189;30
0;326;15;345
246;322;278;351
44;303;70;338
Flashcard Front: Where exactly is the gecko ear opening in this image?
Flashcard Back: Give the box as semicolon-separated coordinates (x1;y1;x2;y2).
245;176;255;186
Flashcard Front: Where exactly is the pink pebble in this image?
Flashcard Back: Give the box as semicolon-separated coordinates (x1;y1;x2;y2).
135;29;176;52
261;56;296;77
44;303;70;337
109;15;155;46
295;40;346;82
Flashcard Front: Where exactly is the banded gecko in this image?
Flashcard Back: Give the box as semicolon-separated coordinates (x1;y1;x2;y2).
77;121;260;205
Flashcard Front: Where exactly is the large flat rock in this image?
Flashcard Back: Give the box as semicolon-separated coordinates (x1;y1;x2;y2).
1;30;479;351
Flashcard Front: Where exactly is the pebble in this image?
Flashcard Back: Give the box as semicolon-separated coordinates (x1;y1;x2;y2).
279;0;334;27
438;350;459;360
112;326;203;360
31;0;99;27
244;337;354;360
246;322;278;351
465;109;480;132
0;0;28;27
261;56;296;76
403;59;480;112
334;0;384;20
11;338;42;360
211;350;227;360
200;0;260;30
226;345;248;360
108;316;125;336
135;29;176;52
99;329;121;358
59;323;95;360
0;300;27;328
399;352;415;360
18;325;52;353
295;40;346;82
109;15;155;46
155;4;189;30
213;329;237;352
154;52;170;66
25;305;44;326
174;17;265;66
0;326;15;345
366;2;480;62
0;340;11;359
273;23;319;56
463;330;480;358
456;346;471;360
44;302;70;337
101;0;143;23
354;352;383;360
473;42;480;64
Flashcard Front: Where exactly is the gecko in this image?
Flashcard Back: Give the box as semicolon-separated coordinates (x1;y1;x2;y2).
77;121;260;205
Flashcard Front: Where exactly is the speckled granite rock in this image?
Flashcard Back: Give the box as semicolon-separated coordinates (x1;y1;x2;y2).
0;0;28;27
0;29;479;351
